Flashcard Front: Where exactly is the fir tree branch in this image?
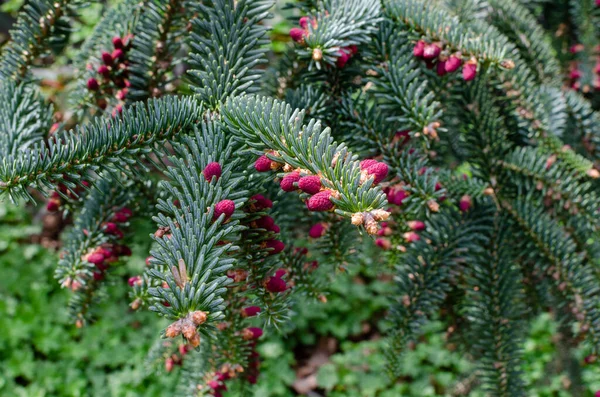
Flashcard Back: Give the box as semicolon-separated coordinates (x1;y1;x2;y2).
293;0;382;69
128;0;188;102
386;207;492;377
0;0;88;81
0;81;52;157
503;198;600;351
0;96;200;202
187;0;274;109
369;21;443;143
383;0;511;66
463;215;526;396
147;121;247;333
222;94;389;220
57;175;138;326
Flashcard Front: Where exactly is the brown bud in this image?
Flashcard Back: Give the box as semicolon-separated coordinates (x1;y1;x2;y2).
190;310;208;325
312;48;323;61
351;212;364;226
165;322;182;338
181;321;197;340
587;168;600;179
427;200;440;212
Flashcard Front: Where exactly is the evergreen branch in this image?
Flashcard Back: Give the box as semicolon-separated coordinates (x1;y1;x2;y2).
70;0;142;116
369;21;442;141
383;0;511;65
503;198;600;351
484;0;560;82
57;176;138;326
463;215;526;396
384;150;445;215
386;207;492;377
294;0;382;69
128;0;188;102
564;90;600;161
499;146;600;228
222;95;389;220
0;81;52;157
147;121;247;336
187;0;274;109
0;0;87;81
0;96;200;202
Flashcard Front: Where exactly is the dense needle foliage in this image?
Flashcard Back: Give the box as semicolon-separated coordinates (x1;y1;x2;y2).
1;0;600;395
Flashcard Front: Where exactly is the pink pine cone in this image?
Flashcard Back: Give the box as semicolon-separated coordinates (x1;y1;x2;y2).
266;276;287;292
366;162;389;184
203;162;222;181
423;44;441;60
214;199;235;221
299;16;309;29
251;194;273;210
445;55;462;73
87;252;105;265
413;40;425;58
243;306;261;317
280;171;300;192
309;222;327;238
462;62;477;81
266;239;285;255
407;220;426;231
306;190;334;211
290;27;306;43
360;159;378;170
459;195;472;212
298;175;321;194
254;155;272;172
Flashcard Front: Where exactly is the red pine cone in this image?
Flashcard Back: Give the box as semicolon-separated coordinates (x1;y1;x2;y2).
112;49;124;61
87;78;99;91
298;175;321;194
413;40;425;58
306;190;334;211
290;27;306;43
266;239;285;255
336;49;351;68
254;155;273;172
266;276;287;292
436;61;447;76
242;306;261;317
423;44;441;60
459;195;472;212
445;55;462;73
375;238;391;250
203;162;222;182
128;276;141;287
407;220;426;231
101;51;114;65
112;36;124;49
309;222;327;238
214;199;235;221
46;198;61;212
87;252;105;265
280;171;300;192
243;327;264;340
250;194;273;210
255;215;275;230
462;62;477;81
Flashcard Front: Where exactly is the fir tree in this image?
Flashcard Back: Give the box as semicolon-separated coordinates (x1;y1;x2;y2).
1;0;600;395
